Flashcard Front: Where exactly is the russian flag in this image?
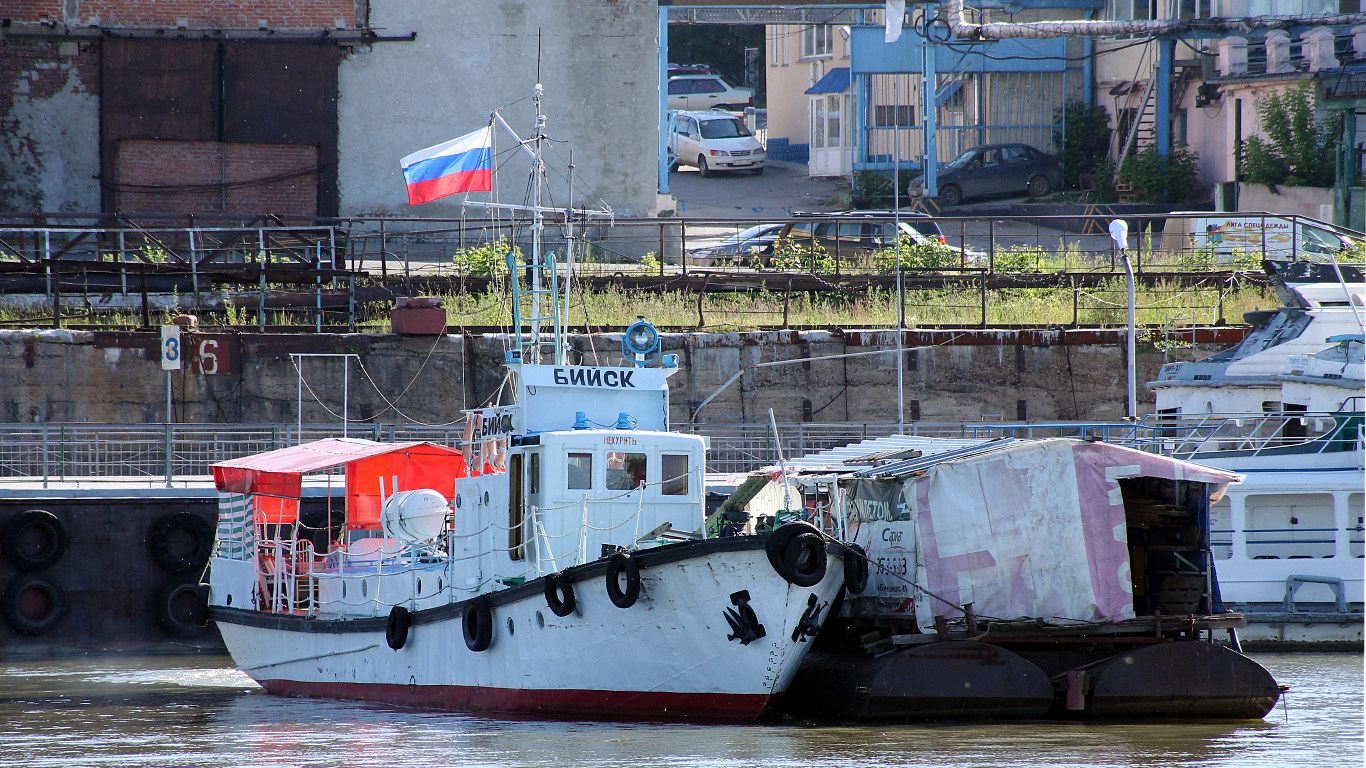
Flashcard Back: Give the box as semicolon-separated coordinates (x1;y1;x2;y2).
400;126;493;205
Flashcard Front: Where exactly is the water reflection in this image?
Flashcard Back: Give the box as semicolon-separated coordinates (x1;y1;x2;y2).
0;653;1357;768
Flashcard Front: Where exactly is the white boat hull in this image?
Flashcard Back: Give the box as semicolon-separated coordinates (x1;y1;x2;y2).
212;538;845;721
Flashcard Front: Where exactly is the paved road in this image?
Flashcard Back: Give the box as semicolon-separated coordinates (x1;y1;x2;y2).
664;160;846;221
665;160;1120;259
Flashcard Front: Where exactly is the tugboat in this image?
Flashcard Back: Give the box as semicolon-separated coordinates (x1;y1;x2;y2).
201;87;849;721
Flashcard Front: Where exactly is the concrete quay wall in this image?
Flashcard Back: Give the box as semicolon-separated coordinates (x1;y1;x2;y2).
0;328;1240;426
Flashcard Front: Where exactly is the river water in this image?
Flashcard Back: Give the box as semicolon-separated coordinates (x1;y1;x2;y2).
0;652;1359;768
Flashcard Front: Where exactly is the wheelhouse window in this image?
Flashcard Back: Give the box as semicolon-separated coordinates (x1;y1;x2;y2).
606;452;648;490
529;452;540;494
662;454;689;496
568;452;593;490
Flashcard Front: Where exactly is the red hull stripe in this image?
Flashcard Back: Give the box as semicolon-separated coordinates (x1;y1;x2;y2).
405;169;493;205
259;678;771;722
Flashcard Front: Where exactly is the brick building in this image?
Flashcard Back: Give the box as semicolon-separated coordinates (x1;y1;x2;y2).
0;1;374;216
0;2;663;220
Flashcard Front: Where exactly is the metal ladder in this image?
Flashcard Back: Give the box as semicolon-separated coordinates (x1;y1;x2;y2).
507;247;561;364
1116;73;1157;173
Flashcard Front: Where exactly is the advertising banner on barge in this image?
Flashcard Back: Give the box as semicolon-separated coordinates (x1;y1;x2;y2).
843;479;917;617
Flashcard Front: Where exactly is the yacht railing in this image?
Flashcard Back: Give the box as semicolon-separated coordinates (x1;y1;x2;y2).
1132;410;1363;460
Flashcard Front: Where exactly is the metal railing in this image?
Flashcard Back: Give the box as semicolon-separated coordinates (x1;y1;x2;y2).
2;410;1360;484
2;212;1357;333
0;420;981;482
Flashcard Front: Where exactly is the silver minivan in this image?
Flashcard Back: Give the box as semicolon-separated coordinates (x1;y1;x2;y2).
669;111;766;177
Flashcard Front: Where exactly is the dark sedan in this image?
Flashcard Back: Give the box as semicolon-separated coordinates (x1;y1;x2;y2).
907;143;1064;207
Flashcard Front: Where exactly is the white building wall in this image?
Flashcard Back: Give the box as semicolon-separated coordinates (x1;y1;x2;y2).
338;0;661;218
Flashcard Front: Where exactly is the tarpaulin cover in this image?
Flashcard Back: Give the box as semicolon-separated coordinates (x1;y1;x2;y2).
212;438;470;528
847;439;1239;625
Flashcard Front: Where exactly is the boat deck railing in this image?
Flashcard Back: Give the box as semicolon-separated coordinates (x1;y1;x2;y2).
1129;410;1364;460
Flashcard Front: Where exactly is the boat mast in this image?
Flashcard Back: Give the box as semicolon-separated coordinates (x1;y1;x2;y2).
481;83;611;367
531;83;546;365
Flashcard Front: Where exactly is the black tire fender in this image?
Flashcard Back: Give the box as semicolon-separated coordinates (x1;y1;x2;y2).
148;511;215;575
2;574;66;635
843;543;869;594
765;521;821;576
544;571;576;617
2;509;69;572
386;605;412;650
156;579;209;639
463;597;493;652
192;583;211;627
605;552;641;608
781;532;828;588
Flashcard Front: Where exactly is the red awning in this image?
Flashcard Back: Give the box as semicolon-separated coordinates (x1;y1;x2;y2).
212;438;465;500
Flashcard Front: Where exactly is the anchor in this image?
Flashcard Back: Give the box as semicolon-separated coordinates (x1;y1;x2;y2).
723;590;766;645
791;592;827;643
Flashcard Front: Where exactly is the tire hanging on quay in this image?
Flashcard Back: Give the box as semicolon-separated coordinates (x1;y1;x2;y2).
1;509;69;572
2;574;66;636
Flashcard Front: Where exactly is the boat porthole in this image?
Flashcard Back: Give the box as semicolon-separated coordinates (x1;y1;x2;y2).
507;617;515;636
361;580;368;598
483;492;490;505
341;583;347;599
226;593;233;606
437;579;443;591
536;611;545;628
417;578;423;595
455;495;462;508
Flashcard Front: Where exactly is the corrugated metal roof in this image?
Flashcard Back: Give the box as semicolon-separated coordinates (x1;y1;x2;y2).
805;67;850;95
854;437;1019;477
779;434;1009;475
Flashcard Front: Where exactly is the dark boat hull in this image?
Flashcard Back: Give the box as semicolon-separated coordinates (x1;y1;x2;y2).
781;640;1055;720
1084;640;1281;718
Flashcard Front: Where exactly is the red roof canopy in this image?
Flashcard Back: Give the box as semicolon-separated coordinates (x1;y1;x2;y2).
213;438;468;504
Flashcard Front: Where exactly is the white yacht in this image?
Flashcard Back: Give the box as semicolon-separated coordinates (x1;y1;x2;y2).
1147;259;1364;644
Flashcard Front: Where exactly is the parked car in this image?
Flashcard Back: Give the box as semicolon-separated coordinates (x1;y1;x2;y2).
772;211;982;267
687;223;786;265
666;75;755;111
669;111;766;177
668;63;715;77
907;143;1063;207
